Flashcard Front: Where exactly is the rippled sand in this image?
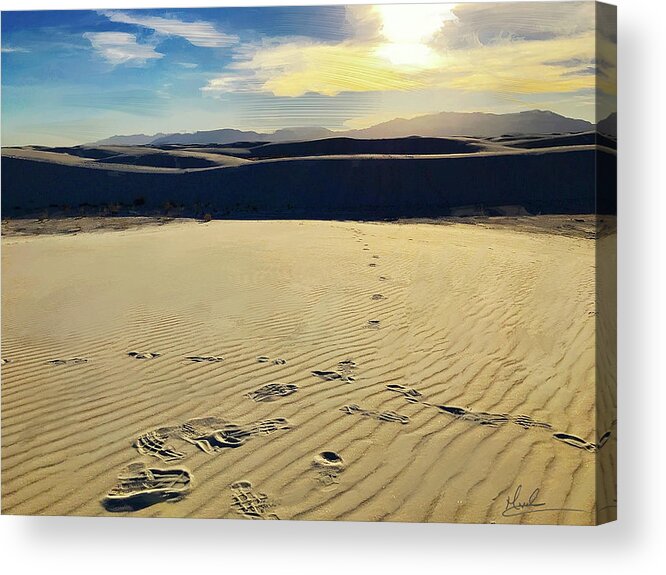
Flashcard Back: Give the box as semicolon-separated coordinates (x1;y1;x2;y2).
1;219;615;524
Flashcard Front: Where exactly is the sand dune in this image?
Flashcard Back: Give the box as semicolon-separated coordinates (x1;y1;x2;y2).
1;219;615;523
497;131;617;151
2;146;250;172
244;136;486;158
2;145;616;217
95;150;249;169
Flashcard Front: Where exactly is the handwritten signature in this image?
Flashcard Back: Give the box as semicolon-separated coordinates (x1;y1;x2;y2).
502;484;586;517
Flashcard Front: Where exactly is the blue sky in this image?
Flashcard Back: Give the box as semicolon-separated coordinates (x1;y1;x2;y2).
1;4;615;145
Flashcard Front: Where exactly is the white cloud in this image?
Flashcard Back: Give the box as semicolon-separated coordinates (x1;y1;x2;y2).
200;3;603;100
1;45;29;53
201;73;263;94
99;10;238;48
83;32;163;66
433;1;595;49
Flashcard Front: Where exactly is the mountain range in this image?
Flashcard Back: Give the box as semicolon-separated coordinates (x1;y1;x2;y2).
597;112;617;137
92;109;607;146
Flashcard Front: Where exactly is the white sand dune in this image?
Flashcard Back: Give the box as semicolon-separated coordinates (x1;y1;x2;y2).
1;146;250;173
0;220;615;523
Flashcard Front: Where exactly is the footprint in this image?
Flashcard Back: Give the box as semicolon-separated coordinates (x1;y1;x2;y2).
377;411;411;424
552;432;598;452
312;370;355;383
47;357;88;366
257;356;286;365
372;255;380;259
312;360;357;383
513;414;553;430
340;404;409;424
378;276;389;281
337;359;357;374
134;416;291;459
250;418;291;435
246;383;298;402
314;451;343;465
178;417;291;453
102;462;192;512
312;370;343;381
230;481;279;519
128;351;160;360
436;405;467;417
312;451;345;486
435;404;511;427
368;263;378;267
185;356;224;363
597;430;612;450
178;417;240;452
386;383;423;403
371;294;386;301
367;320;381;329
134;429;187;462
433;403;555;431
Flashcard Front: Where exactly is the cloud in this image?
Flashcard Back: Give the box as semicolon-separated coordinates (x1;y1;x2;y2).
203;33;598;99
562;67;598;77
202;5;457;98
201;3;608;101
83;32;163;66
543;57;593;68
201;73;263;94
203;39;427;97
99;10;238;48
438;31;598;94
433;2;595;49
343;5;384;42
543;51;615;96
1;45;29;53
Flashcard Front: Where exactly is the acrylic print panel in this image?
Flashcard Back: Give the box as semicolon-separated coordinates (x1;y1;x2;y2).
0;1;616;525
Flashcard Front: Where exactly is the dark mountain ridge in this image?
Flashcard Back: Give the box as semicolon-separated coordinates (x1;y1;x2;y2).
90;110;608;147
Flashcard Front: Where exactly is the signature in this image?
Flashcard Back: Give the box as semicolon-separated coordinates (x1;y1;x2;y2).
501;484;586;517
502;485;545;516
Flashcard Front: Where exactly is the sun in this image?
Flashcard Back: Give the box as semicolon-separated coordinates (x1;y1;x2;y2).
374;3;458;68
375;42;440;68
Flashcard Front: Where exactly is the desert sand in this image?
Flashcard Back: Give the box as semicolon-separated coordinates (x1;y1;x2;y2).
1;218;615;523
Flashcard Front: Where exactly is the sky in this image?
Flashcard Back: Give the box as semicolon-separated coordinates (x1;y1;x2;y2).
1;2;616;146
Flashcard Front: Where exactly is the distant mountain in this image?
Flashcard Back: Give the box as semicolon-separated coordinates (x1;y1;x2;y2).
92;110;593;146
597;113;617;137
340;110;593;139
93;133;171;146
150;127;335;146
151;128;265;146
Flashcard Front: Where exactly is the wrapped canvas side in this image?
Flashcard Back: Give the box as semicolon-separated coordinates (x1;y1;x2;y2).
595;0;617;525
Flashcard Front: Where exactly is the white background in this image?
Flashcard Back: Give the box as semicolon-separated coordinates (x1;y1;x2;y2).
0;0;663;573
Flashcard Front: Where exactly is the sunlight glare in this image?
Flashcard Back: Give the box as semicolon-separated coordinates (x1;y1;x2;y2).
374;3;458;68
